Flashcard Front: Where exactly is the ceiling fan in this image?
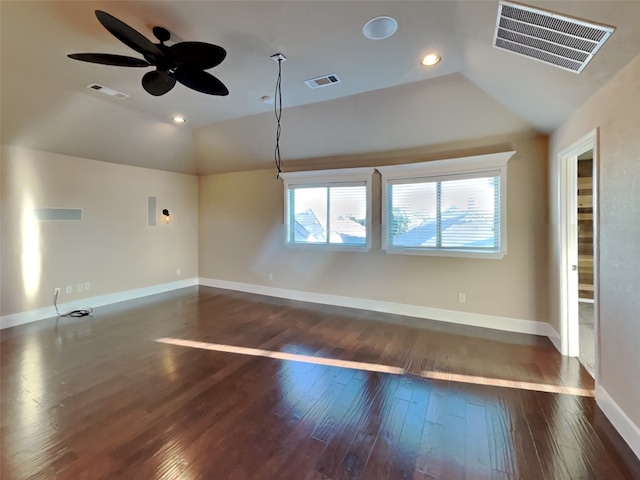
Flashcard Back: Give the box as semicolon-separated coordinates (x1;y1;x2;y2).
68;10;229;97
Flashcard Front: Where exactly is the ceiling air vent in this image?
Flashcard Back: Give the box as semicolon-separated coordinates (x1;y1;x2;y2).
493;1;615;73
305;74;341;89
86;83;129;100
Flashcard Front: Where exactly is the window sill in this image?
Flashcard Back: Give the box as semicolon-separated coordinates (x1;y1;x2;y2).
383;247;506;259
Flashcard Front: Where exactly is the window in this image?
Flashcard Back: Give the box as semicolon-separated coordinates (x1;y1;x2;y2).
378;152;515;258
280;167;374;251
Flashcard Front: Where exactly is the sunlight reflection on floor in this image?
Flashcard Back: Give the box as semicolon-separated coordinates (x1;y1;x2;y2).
155;337;595;397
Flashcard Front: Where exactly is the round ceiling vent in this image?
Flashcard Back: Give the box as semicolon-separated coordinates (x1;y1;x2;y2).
363;16;398;40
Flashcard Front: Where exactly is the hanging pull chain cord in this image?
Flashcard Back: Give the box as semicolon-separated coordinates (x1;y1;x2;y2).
274;57;283;178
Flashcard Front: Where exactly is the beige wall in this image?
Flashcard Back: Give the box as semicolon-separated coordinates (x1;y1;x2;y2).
550;54;640;428
199;133;549;325
0;145;198;316
194;73;534;174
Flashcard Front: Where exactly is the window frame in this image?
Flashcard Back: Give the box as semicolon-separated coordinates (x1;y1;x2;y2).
280;167;374;252
377;152;515;259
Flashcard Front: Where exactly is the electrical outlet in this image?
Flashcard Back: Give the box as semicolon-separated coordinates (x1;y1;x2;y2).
66;285;73;294
84;282;90;291
77;283;84;293
176;268;181;276
54;287;61;296
268;272;273;281
458;293;466;303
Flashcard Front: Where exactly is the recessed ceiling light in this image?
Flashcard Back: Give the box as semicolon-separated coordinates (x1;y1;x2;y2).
363;16;398;40
421;53;441;66
172;116;186;124
262;95;275;105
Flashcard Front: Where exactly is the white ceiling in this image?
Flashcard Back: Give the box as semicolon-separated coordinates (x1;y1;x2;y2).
2;1;639;174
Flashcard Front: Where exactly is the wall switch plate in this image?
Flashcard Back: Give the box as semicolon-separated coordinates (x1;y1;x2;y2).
84;282;90;291
176;268;181;276
77;283;84;293
458;293;466;303
66;285;73;294
268;273;273;281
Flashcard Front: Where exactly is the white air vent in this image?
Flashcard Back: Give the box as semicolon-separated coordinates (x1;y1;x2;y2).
305;74;341;89
493;1;614;73
86;83;130;100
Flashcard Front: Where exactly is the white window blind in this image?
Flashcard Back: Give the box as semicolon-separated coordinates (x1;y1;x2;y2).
281;168;374;251
378;152;514;258
388;172;501;250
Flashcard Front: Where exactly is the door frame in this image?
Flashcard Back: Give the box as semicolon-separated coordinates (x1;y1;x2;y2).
558;129;599;378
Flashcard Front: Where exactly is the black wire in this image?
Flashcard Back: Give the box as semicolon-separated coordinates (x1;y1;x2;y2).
53;290;93;318
274;57;283;178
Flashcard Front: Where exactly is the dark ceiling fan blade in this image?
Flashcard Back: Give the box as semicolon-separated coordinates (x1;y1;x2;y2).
142;70;176;96
170;42;226;70
68;53;150;67
95;10;163;61
175;68;229;96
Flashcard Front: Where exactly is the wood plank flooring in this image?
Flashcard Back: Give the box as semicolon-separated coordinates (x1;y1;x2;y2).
1;286;639;479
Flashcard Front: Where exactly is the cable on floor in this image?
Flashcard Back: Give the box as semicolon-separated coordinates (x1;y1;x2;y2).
54;290;93;317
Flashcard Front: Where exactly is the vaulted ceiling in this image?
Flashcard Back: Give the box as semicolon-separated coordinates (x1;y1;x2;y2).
2;1;639;174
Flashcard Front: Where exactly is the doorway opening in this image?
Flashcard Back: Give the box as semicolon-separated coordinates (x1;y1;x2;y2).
558;130;598;379
577;150;595;376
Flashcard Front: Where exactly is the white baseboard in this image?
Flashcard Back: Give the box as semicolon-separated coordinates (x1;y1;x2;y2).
2;275;559;345
547;324;562;353
199;277;554;338
0;278;199;330
596;385;640;460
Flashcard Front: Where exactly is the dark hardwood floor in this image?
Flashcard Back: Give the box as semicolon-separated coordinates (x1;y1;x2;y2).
1;286;639;479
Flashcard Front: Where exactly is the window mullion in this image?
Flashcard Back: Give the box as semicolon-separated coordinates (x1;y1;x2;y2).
386;185;392;246
436;181;442;248
494;176;500;248
326;187;331;244
288;189;294;243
